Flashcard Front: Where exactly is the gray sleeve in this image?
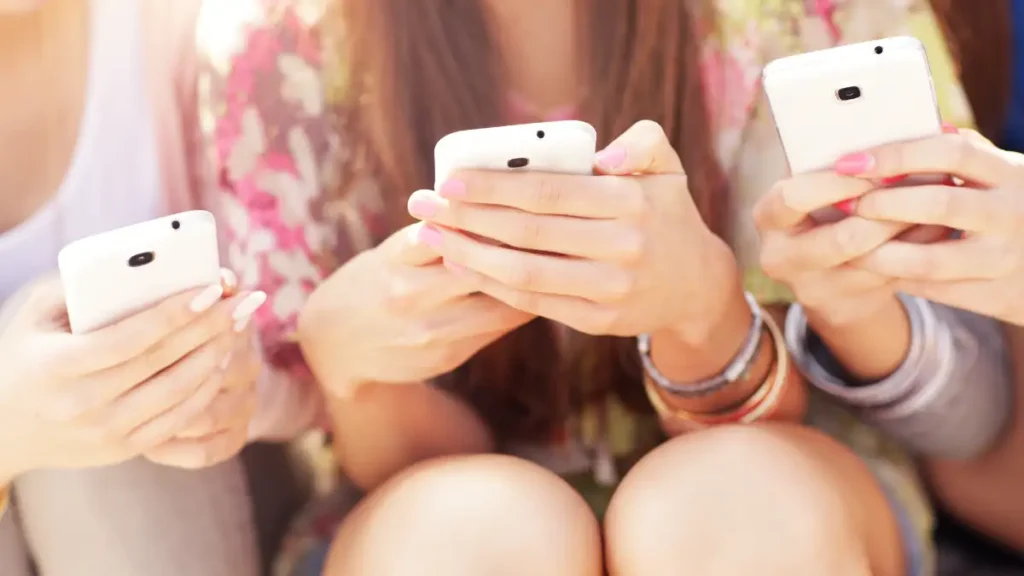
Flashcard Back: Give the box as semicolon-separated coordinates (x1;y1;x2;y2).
785;294;1013;460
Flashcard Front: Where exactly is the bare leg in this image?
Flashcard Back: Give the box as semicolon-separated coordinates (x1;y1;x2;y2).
0;504;32;576
16;457;260;576
606;424;908;576
324;454;603;576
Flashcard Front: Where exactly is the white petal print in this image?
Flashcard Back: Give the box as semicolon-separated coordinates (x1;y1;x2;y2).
227;107;267;181
279;53;324;116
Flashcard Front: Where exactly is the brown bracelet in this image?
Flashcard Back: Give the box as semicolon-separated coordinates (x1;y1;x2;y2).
645;311;790;434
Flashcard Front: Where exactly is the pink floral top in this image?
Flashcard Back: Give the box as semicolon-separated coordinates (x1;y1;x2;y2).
196;0;974;570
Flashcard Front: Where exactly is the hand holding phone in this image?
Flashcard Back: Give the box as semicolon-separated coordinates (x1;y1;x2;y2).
0;267;266;479
298;222;535;398
756;37;946;329
763;36;944;223
412;120;742;342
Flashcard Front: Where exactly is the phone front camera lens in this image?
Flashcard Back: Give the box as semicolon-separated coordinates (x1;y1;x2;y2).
536;130;545;139
874;46;883;54
171;220;181;230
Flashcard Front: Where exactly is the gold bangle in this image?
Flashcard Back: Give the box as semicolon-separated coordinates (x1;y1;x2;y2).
0;484;9;522
645;310;789;432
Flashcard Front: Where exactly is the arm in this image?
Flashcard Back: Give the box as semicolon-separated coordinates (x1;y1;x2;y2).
198;1;488;487
922;323;1024;549
646;245;807;424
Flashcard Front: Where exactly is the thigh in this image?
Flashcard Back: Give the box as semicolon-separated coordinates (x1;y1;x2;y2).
325;454;603;576
0;505;32;576
606;424;909;576
16;457;259;576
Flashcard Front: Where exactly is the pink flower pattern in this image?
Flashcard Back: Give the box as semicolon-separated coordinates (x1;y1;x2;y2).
196;0;972;572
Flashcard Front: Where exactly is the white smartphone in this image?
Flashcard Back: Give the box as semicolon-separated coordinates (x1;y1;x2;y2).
433;120;598;188
763;36;942;221
58;210;221;334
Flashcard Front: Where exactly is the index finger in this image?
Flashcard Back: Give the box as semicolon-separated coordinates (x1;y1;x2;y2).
70;282;226;373
754;172;873;231
439;171;638;219
838;131;1023;188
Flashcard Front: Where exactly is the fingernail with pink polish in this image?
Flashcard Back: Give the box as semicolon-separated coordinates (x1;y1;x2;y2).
417;225;443;249
835;153;874;175
880;174;908;186
407;195;439;219
834;199;858;215
595;146;627;170
439;179;466;199
941;122;959;134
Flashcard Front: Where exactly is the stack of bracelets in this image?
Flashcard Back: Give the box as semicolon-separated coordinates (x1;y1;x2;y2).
637;291;789;432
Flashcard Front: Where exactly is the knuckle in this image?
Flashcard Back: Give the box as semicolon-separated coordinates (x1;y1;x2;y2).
603;269;635;301
533;177;565;213
829;221;867;261
402;322;440;349
615;228;646;262
383;277;419;312
634;119;667;144
617;178;649;219
510;214;544;249
929;189;959;223
503;253;542;291
947;135;976;174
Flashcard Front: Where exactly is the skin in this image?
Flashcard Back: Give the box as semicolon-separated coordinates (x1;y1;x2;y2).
292;3;929;574
0;0;261;475
826;130;1024;549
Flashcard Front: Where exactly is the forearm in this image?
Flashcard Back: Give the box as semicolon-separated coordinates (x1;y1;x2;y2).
647;255;806;423
922;322;1023;549
326;382;494;490
788;296;1013;460
807;295;910;381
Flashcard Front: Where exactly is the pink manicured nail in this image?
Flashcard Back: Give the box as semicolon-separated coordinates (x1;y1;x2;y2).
834;199;857;215
439;179;467;198
407;196;439;219
595;146;627;170
880;174;908;186
941;121;959;134
417;225;443;249
834;152;875;174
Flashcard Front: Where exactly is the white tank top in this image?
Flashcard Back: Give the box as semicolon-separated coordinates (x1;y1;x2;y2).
0;0;161;303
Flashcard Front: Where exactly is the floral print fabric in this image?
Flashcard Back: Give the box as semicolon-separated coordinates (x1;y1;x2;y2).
196;1;973;573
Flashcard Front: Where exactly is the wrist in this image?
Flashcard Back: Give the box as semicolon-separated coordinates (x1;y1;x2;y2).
805;295;910;381
650;257;752;383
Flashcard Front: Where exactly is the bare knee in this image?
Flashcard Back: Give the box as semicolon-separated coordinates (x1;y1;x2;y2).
606;425;902;576
326;454;602;576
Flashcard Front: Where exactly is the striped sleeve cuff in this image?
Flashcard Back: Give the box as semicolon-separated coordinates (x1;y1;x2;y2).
785;294;1012;459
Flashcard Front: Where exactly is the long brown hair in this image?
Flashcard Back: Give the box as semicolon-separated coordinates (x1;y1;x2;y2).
328;0;724;442
930;0;1012;140
326;0;1011;443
